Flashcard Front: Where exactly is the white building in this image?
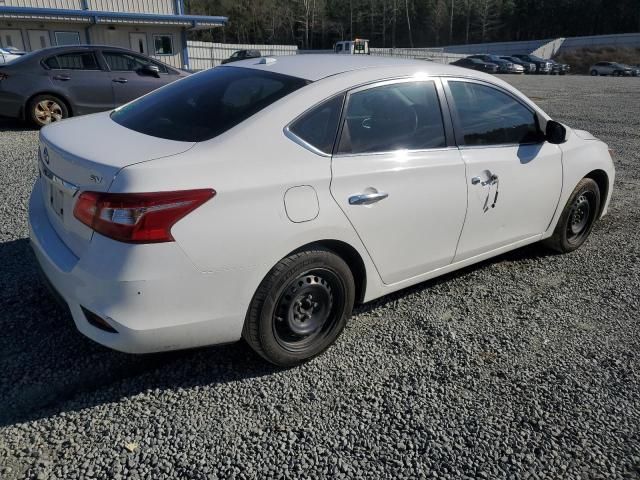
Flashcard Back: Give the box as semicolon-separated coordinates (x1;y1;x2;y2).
0;0;227;69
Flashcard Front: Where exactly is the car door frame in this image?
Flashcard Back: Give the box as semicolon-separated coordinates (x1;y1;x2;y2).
439;75;563;260
326;75;472;285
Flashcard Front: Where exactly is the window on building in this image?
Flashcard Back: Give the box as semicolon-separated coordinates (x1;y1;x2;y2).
103;51;168;74
448;81;541;146
337;81;447;155
153;34;174;55
54;31;81;46
289;94;345;155
44;52;100;70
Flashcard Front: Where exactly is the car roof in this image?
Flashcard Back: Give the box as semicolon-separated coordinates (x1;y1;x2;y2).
224;54;478;81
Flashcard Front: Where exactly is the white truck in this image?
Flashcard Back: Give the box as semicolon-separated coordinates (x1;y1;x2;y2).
334;39;370;55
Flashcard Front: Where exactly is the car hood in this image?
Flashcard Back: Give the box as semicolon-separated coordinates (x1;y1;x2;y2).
573;129;598;141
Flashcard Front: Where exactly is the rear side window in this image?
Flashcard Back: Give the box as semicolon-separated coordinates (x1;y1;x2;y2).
337;81;446;155
45;52;99;70
448;81;541;146
288;94;344;154
103;51;168;74
111;67;309;142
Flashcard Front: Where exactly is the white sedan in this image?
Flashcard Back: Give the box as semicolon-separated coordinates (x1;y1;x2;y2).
0;47;26;64
29;55;615;366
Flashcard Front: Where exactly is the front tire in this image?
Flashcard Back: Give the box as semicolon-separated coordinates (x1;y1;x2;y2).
28;94;69;128
243;249;355;367
590;70;598;76
543;178;601;253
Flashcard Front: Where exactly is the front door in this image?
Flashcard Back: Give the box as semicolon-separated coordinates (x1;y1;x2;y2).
444;79;563;261
330;78;468;285
45;50;114;114
129;33;148;55
0;29;25;50
102;50;173;105
27;30;51;51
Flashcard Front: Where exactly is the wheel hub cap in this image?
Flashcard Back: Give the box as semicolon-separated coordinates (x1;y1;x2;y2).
569;194;590;235
35;100;63;124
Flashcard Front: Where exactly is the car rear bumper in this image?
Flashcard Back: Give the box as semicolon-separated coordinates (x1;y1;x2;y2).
29;178;247;354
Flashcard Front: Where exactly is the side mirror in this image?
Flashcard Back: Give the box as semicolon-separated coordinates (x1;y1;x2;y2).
139;64;160;78
545;120;567;144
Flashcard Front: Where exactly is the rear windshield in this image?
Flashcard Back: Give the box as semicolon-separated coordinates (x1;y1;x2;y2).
111;66;309;142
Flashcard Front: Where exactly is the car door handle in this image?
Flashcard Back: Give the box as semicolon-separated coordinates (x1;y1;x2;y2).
349;192;389;205
112;78;128;84
471;173;498;186
53;75;71;81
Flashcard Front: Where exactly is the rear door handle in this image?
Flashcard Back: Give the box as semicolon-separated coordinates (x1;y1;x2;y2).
112;78;128;84
349;192;389;205
53;75;71;81
471;173;498;186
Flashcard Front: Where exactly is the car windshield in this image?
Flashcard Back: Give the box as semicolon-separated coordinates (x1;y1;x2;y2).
111;66;309;142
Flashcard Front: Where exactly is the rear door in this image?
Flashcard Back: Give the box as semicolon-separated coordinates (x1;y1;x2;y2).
330;78;468;285
44;50;114;114
102;50;176;105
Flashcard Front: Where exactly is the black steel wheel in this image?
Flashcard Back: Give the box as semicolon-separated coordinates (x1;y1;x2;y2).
243;248;355;366
544;178;601;253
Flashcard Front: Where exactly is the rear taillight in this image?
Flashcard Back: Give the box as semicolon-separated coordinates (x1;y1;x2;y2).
73;189;215;243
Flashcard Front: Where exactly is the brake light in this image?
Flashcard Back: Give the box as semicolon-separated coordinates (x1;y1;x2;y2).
73;189;215;243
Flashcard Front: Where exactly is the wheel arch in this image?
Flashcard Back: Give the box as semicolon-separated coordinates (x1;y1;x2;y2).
23;91;74;120
584;169;609;218
290;240;368;304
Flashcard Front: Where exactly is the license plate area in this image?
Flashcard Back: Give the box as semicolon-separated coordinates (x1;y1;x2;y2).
47;181;66;220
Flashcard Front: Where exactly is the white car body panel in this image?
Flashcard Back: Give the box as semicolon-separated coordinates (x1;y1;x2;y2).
28;55;615;354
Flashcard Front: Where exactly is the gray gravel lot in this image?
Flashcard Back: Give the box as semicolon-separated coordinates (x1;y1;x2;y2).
0;75;639;480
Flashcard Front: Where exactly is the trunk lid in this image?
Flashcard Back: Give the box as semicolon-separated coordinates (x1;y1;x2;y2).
38;112;195;258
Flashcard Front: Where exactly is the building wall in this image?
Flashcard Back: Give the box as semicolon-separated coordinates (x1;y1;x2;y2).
0;0;84;8
89;24;183;67
0;0;177;15
0;20;184;68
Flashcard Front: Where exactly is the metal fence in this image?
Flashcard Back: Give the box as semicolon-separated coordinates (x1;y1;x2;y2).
370;47;466;64
187;41;298;70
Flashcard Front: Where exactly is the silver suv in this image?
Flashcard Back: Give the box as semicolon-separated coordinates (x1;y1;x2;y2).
590;62;633;76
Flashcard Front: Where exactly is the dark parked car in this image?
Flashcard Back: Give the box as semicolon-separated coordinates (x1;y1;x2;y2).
548;59;570;75
221;49;262;64
512;54;553;74
451;57;499;74
466;54;520;73
0;45;188;127
499;56;536;74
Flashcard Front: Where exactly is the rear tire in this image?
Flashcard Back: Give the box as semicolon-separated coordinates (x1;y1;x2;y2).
543;178;601;253
243;249;355;367
28;94;69;128
590;70;598;76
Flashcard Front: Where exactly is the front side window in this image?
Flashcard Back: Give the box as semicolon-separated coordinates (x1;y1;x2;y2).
45;52;99;70
153;34;173;55
111;66;309;142
54;31;81;46
448;81;541;146
337;81;447;155
289;94;344;154
103;51;168;74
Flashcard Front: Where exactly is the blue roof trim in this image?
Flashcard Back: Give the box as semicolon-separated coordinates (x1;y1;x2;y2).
0;6;227;26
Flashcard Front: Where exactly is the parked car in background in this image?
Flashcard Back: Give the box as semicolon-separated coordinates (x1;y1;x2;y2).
0;47;26;65
548;60;570;75
590;62;633;76
29;55;614;366
625;65;640;77
334;39;370;55
499;56;536;74
512;54;553;74
221;49;262;64
0;45;188;127
451;57;499;73
467;54;522;73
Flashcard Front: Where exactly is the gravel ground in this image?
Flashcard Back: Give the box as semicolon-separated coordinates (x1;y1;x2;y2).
0;75;639;480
